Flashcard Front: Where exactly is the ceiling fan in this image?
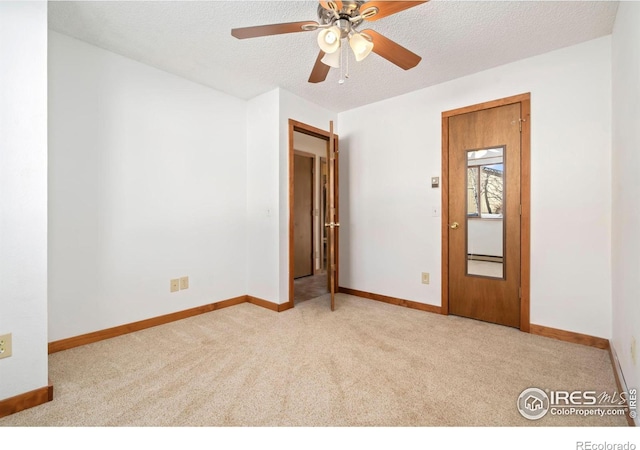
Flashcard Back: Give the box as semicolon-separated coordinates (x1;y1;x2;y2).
231;1;428;83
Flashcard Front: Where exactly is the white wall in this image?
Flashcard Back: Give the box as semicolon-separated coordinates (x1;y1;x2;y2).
48;32;247;341
246;90;280;302
611;1;640;417
0;1;49;399
278;89;336;303
338;36;612;338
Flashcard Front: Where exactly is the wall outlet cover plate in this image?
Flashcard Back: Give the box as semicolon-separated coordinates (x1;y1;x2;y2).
0;333;12;359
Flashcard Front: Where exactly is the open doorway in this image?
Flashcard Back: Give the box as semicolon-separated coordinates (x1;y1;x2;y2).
292;130;330;304
288;119;339;309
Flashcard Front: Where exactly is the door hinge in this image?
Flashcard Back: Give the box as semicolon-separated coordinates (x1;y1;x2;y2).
519;204;522;216
519;118;526;133
519;287;522;299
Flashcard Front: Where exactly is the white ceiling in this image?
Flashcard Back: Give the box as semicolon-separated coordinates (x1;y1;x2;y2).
48;0;619;112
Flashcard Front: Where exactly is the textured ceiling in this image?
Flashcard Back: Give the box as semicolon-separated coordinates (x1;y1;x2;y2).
48;0;619;112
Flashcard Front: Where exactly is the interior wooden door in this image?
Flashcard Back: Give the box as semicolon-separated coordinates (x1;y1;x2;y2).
293;153;314;278
325;121;339;311
448;103;521;328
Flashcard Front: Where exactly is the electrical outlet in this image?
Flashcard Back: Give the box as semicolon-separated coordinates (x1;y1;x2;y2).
0;333;12;359
432;206;440;217
170;279;180;293
180;276;189;290
421;272;430;284
632;336;637;366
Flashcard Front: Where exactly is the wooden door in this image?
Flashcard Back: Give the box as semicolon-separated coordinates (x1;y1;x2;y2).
293;153;314;278
326;121;339;311
447;103;521;328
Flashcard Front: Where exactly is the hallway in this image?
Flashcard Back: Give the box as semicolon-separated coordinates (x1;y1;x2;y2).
294;273;328;304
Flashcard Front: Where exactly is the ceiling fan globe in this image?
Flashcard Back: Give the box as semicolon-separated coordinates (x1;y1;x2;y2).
349;32;374;61
321;48;342;68
317;26;341;53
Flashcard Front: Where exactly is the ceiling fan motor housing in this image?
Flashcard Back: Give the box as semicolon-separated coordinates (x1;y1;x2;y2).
317;0;366;32
336;18;352;38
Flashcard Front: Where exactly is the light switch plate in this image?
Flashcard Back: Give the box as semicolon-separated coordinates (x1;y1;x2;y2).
170;279;180;293
180;276;189;290
422;272;430;284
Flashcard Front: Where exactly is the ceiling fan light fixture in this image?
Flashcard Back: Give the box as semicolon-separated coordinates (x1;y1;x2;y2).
317;26;341;53
349;32;374;62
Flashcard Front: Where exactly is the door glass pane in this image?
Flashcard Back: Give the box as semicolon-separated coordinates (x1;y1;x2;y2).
466;147;505;279
467;167;479;216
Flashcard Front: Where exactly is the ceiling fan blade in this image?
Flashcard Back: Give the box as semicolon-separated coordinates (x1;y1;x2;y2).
319;1;343;12
361;29;421;70
308;51;331;83
363;1;429;21
231;21;319;39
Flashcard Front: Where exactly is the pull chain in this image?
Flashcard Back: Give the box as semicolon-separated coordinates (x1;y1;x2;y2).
345;43;350;80
339;41;349;85
339;43;345;84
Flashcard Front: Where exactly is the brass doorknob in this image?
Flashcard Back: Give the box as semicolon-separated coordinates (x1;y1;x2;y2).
450;222;459;229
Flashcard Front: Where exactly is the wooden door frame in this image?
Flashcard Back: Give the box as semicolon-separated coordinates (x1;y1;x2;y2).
441;93;531;332
293;150;316;279
288;119;339;309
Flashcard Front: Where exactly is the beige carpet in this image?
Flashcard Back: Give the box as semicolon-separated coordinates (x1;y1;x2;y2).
0;294;627;427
